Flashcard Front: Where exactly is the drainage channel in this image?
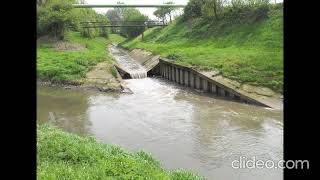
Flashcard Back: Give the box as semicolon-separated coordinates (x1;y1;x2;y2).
109;45;147;79
110;45;277;108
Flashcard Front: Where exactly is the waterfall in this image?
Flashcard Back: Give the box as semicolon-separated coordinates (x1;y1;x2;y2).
109;45;147;79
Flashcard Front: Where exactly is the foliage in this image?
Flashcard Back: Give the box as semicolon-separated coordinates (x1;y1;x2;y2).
111;66;118;78
121;7;283;92
202;0;224;20
183;0;205;19
184;0;271;22
120;8;148;38
37;0;109;39
106;9;122;33
37;124;204;180
37;0;76;39
154;1;177;24
154;8;168;24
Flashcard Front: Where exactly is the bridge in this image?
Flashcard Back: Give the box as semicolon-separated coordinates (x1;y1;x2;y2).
80;21;166;40
72;4;186;8
81;24;166;28
80;21;166;28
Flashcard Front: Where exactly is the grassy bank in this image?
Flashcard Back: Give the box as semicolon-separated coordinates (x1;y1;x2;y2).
37;32;125;84
121;7;283;92
37;125;203;180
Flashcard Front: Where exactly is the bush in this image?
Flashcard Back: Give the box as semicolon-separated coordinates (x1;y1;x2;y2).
183;0;205;20
224;2;270;24
37;0;75;39
183;0;271;23
120;8;148;38
37;0;109;39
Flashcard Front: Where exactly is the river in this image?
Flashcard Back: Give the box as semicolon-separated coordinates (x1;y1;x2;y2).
37;77;283;179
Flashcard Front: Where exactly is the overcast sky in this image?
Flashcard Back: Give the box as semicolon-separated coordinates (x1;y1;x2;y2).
85;0;283;20
85;0;188;20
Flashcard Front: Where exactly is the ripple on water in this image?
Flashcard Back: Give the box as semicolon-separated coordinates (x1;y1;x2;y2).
37;76;283;180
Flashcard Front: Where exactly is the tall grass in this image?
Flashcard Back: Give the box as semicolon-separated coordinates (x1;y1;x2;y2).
37;125;204;180
121;7;283;92
37;32;125;83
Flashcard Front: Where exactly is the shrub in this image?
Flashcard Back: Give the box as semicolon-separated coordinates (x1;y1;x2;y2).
183;0;205;20
37;0;75;39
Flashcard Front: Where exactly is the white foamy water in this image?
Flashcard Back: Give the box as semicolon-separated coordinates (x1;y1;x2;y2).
108;45;147;79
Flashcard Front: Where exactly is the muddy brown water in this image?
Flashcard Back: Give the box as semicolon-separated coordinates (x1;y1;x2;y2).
37;77;283;180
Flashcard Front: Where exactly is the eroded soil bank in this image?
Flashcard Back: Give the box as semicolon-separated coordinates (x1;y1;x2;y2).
37;62;127;93
37;33;129;93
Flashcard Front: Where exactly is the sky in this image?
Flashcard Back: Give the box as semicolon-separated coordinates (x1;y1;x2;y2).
84;0;283;20
84;0;188;20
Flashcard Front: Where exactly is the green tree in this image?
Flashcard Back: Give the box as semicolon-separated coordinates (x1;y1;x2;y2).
37;0;76;39
95;13;109;37
154;2;177;24
120;8;148;38
183;0;205;19
37;0;109;39
106;9;122;33
154;8;167;24
202;0;224;20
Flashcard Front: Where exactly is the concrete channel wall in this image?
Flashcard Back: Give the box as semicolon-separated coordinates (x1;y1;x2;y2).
116;47;279;108
157;58;270;107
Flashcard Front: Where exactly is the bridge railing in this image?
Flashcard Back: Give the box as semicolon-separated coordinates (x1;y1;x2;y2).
72;4;186;8
80;21;166;28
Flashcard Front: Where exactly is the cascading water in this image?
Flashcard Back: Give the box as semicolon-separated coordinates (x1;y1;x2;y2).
108;45;147;79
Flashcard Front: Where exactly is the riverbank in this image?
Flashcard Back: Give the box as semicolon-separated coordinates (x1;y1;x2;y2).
37;125;203;180
37;32;126;92
114;45;282;109
120;5;283;93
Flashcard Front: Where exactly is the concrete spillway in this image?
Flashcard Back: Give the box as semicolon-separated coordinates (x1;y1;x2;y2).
109;45;282;109
108;45;147;79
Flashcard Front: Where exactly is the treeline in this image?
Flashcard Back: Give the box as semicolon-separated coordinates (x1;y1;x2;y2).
153;2;177;24
37;0;149;40
183;0;281;24
106;8;148;38
37;0;109;39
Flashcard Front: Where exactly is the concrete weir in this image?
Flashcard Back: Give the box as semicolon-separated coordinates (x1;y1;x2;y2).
156;58;268;107
115;47;282;109
159;63;280;108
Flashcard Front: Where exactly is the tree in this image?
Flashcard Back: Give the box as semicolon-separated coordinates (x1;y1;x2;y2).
202;0;224;20
183;0;206;19
37;0;109;39
106;9;122;33
37;0;76;39
163;2;177;23
153;1;177;24
120;8;148;38
153;8;167;24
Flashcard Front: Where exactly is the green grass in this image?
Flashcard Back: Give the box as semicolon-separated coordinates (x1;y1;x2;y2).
37;32;125;83
121;7;283;92
37;125;203;180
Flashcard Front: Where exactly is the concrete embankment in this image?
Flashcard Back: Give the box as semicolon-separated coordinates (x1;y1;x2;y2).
120;47;282;109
